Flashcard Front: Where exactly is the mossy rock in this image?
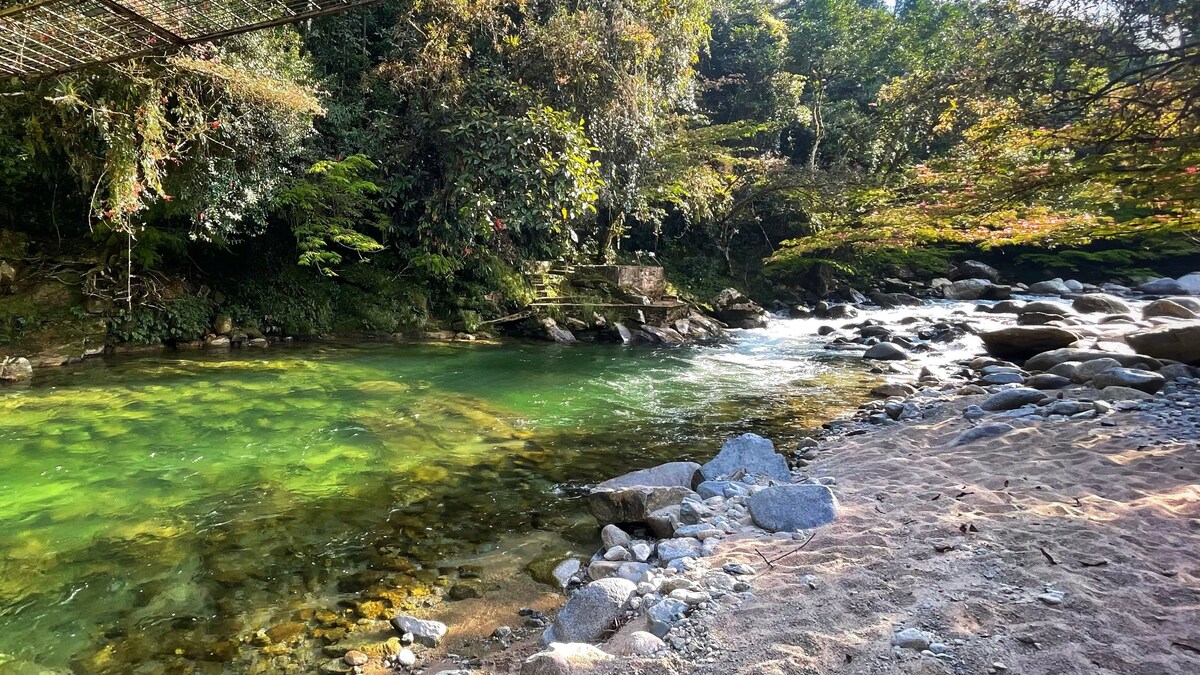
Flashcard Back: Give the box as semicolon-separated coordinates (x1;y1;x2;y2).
524;546;578;586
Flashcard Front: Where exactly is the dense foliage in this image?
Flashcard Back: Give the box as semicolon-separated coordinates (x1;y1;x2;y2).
1;0;1197;338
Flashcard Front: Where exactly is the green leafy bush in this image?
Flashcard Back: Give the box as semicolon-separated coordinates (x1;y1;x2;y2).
109;296;212;344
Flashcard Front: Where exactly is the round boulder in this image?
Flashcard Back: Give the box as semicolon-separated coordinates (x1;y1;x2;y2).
1142;299;1197;320
1072;294;1132;314
863;342;909;360
544;578;636;644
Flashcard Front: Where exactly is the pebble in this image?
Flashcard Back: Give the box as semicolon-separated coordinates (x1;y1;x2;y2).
343;651;369;666
1038;590;1065;605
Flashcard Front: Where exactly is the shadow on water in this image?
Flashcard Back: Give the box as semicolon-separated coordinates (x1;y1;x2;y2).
0;334;877;674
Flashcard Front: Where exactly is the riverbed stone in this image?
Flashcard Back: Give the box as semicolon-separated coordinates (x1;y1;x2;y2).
1092;367;1166;394
1138;277;1187;295
657;537;703;562
544;578;635;644
949;423;1015;446
979;388;1047;411
747;484;837;532
1028;279;1071;295
1143;298;1197;320
1098;386;1153;401
892;628;933;651
1025;373;1071;389
523;642;614;675
1072;357;1123;383
390;615;448;647
700;433;790;482
1019;300;1073;317
552;559;581;590
0;357;33;383
601;525;631;550
943;278;991;300
613;631;666;656
1024;348;1162;372
980;326;1080;360
1072;294;1131;314
711;288;769;329
863;342;910;360
588;485;696;526
1125;323;1200;364
597;461;702;491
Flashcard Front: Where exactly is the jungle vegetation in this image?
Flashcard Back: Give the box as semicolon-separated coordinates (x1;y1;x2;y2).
0;0;1196;338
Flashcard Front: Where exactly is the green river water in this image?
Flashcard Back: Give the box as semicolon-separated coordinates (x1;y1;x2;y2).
0;331;877;674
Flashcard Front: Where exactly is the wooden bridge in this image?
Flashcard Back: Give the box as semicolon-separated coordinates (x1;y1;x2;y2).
0;0;383;79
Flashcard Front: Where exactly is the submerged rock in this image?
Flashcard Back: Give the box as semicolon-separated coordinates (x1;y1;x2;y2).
747;484;838;532
597;461;701;491
700;433;790;482
589;485;696;526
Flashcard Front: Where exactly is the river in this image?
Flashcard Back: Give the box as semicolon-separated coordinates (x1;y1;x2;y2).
0;311;986;673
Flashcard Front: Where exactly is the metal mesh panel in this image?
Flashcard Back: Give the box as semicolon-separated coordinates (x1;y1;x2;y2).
0;0;381;78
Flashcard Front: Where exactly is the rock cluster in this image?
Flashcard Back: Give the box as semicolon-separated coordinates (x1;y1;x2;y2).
521;432;839;673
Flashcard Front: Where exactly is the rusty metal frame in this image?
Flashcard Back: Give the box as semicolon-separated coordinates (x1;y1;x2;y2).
0;0;384;79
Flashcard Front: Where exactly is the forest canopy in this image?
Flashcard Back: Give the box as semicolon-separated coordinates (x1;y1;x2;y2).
0;0;1196;321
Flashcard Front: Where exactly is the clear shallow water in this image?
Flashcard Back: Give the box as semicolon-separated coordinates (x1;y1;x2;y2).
0;326;881;673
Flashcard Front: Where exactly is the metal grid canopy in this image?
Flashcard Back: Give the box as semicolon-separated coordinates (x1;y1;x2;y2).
0;0;383;78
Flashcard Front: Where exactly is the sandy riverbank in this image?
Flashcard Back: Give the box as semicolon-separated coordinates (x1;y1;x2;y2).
471;372;1200;674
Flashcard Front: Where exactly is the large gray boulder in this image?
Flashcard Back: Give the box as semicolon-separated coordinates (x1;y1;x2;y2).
700;433;790;482
597;462;701;491
544;578;636;644
980;326;1080;360
588;485;696;525
943;278;991;301
1072;294;1132;314
0;357;33;383
748;484;838;532
1138;277;1188;295
1122;324;1200;365
1142;298;1197;320
1178;273;1200;296
1092;367;1166;394
980;388;1047;411
710;288;769;329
